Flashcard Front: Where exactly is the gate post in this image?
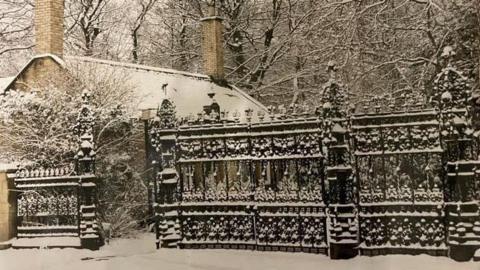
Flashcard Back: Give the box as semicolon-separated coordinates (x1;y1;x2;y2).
432;47;480;261
74;90;102;250
320;62;358;259
151;99;182;248
0;166;16;248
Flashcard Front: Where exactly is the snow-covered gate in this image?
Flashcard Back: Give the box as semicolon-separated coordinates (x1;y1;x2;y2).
352;98;447;257
13;91;102;250
151;99;331;255
149;51;480;260
352;51;480;261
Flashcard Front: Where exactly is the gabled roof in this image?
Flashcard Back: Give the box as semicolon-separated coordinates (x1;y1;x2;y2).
0;54;65;94
65;56;267;121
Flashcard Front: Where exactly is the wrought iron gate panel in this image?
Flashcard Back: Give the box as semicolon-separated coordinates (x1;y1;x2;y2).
179;203;327;252
352;104;448;255
151;102;330;252
16;167;80;238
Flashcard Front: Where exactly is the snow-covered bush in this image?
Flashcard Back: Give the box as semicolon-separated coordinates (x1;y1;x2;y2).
0;85;78;165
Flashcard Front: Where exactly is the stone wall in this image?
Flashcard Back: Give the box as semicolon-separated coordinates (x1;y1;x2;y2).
0;168;16;243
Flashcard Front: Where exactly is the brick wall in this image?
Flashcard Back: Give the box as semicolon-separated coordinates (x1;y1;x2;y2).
35;0;64;58
202;17;225;81
12;57;65;91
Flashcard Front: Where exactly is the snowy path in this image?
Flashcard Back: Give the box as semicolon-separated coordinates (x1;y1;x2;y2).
0;234;479;270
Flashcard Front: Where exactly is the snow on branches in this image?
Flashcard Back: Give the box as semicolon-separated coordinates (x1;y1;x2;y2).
0;86;78;165
0;70;134;167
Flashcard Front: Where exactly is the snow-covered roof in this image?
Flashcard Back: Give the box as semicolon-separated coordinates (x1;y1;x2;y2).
65;56;267;121
0;77;14;94
1;54;267;122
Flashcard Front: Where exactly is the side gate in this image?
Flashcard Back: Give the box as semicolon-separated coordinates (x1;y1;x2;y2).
13;91;102;250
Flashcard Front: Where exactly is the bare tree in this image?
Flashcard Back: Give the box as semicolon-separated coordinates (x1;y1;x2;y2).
140;0;202;70
65;0;127;58
130;0;157;63
0;0;34;75
1;0;479;107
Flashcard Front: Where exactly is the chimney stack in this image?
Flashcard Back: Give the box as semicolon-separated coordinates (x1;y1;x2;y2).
201;1;225;82
35;0;64;58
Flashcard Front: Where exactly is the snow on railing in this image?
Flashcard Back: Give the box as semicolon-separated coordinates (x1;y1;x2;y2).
15;165;76;179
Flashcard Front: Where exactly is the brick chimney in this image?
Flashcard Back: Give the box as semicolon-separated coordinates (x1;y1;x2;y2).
201;2;225;82
35;0;64;58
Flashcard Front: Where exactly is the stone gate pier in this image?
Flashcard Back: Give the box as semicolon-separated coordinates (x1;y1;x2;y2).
0;164;17;248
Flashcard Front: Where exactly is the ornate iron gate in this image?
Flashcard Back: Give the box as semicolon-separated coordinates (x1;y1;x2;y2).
149;48;480;260
352;95;447;256
151;99;329;253
13;91;102;250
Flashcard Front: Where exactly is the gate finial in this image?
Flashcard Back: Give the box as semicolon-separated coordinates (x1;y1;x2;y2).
327;60;337;80
157;99;177;129
441;46;456;66
74;90;96;174
431;46;469;110
321;60;347;118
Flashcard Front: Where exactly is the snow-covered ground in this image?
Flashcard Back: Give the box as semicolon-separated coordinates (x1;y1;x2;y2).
0;234;478;270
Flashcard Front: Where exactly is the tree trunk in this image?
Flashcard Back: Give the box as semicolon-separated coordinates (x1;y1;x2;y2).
477;0;480;87
132;32;139;63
